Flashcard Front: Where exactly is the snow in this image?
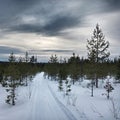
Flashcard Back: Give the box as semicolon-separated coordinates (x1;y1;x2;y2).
0;72;120;120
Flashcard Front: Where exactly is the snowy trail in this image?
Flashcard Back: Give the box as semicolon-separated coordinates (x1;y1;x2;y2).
27;73;77;120
47;83;77;120
47;78;88;120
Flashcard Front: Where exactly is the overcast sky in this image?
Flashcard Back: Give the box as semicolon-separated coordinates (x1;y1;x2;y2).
0;0;120;62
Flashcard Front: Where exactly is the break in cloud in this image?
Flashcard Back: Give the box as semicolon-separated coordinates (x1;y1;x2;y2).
0;0;120;62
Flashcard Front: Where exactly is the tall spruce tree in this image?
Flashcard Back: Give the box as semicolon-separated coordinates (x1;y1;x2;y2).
87;24;110;63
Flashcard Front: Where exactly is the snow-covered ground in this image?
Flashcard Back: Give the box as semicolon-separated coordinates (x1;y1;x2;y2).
0;72;120;120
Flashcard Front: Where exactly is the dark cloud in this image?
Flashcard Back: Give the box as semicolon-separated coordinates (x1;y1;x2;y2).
30;49;73;53
0;0;40;27
104;0;120;11
8;15;80;36
42;49;73;53
0;0;82;37
0;46;23;54
43;16;80;35
1;0;120;36
9;24;41;33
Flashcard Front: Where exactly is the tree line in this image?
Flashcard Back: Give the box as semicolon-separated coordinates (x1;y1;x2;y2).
0;52;43;105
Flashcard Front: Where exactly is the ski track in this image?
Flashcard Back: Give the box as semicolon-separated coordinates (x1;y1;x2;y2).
47;81;89;120
47;83;77;120
27;73;77;120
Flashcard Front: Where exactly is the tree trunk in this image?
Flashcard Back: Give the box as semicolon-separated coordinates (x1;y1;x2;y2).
12;87;15;105
107;90;109;99
95;74;98;88
91;80;94;97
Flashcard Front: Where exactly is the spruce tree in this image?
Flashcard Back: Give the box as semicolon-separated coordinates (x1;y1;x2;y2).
68;53;80;84
8;52;16;62
30;55;37;63
87;24;110;88
104;81;114;99
25;51;29;63
87;24;110;63
65;79;71;95
58;79;63;91
49;54;58;63
48;54;59;80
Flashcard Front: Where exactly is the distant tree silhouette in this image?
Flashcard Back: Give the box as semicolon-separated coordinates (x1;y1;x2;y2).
25;51;29;63
8;52;16;62
49;54;58;63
